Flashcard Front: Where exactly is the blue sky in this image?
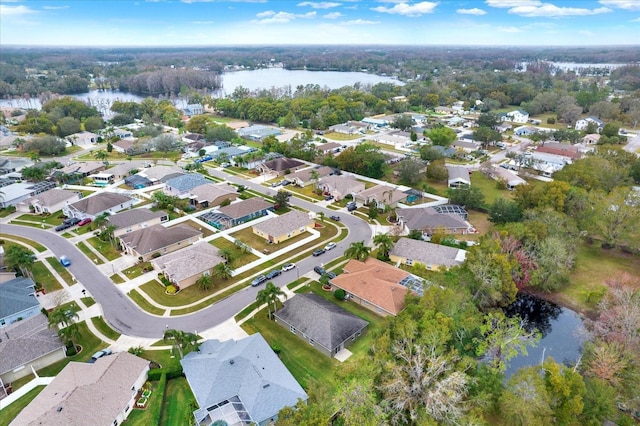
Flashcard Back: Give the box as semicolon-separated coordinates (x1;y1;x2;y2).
1;0;639;46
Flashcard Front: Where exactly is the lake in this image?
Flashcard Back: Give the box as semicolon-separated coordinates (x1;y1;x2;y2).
0;68;403;113
504;293;587;378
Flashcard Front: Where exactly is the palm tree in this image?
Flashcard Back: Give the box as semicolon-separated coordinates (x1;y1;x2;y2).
212;262;234;281
196;274;213;292
59;322;81;349
48;305;80;330
256;281;287;319
29;151;40;163
5;245;35;279
344;241;371;261
163;329;200;359
373;233;394;260
309;169;319;190
318;211;325;223
218;248;236;265
94;150;108;162
128;346;146;357
92;212;109;231
102;224;117;247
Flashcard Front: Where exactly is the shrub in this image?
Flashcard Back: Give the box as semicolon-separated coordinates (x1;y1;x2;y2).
151;252;161;259
165;365;184;380
147;368;163;381
547;117;556;124
166;284;177;294
271;344;281;355
334;288;346;300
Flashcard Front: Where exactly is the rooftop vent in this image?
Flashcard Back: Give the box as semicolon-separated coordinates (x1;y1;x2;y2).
56;407;63;412
229;359;234;365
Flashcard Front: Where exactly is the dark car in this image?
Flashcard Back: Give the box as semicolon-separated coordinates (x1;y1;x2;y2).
313;266;326;275
324;195;334;201
55;223;71;232
251;275;267;287
312;249;326;257
266;269;282;279
281;180;291;186
330;215;340;221
64;217;81;226
326;271;337;279
347;202;357;211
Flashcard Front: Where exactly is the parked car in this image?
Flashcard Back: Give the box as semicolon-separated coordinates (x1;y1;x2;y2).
89;348;112;363
347;202;357;211
59;256;71;267
282;263;296;272
55;223;71;232
266;269;282;279
64;217;81;226
271;181;281;188
312;249;326;257
330;215;341;221
326;271;337;279
78;218;92;226
251;275;267;287
324;242;337;251
324;195;334;201
281;180;291;186
313;266;326;275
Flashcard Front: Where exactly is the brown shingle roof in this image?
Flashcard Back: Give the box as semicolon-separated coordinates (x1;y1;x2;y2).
69;193;133;216
120;223;202;255
151;242;224;283
107;208;167;230
261;157;304;173
330;258;409;315
218;198;273;219
10;352;149;426
189;183;237;203
27;188;78;207
390;237;467;268
252;210;312;238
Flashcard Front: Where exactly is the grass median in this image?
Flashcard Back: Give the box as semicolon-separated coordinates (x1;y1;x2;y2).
90;316;122;341
46;257;75;285
76;241;105;264
0;234;47;252
127;289;165;316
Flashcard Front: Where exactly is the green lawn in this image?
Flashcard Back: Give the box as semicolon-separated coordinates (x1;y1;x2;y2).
76;241;104;264
122;380;161;426
160;377;197;425
86;237;121;261
122;262;153;279
81;297;96;308
0;386;46;426
110;273;126;284
90;316;122;341
470;171;513;206
15;212;64;226
31;260;63;293
323;131;362;141
281;183;324;201
45;257;75;285
171;220;215;237
231;224;318;254
127;289;165;315
140;280;212;307
208;238;259;267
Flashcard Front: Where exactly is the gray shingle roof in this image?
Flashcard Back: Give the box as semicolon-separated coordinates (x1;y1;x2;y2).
446;166;470;183
397;207;468;231
189;183;237;203
165;174;209;192
138;165;184;182
390;237;467;268
218;198;273;220
274;293;368;352
26;188;78;207
252;210;312;238
10;352;149;426
107;208;167;230
261;157;304;173
0;276;38;319
119;223;202;255
181;334;307;425
151;242;224;284
68;192;133;216
0;314;63;376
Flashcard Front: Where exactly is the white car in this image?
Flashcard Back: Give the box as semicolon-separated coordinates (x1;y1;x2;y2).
282;263;296;272
324;242;337;251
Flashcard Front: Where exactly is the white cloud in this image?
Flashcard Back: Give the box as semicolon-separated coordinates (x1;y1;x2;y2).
599;0;640;10
182;0;266;3
497;26;521;32
371;1;438;16
323;11;344;19
486;0;541;7
253;10;316;24
509;4;612;17
0;5;37;16
341;19;380;25
630;17;640;22
191;20;214;24
43;5;70;10
297;1;341;9
457;8;487;15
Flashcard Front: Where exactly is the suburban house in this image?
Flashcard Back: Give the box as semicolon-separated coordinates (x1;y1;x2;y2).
112;139;138;155
505;110;530;124
317;175;365;201
188;182;238;209
353;184;406;209
90;172;115;187
124;174;153;189
106;209;169;238
583;133;601;145
452;140;481;152
529;151;573;176
16;188;82;214
397;206;471;236
182;133;206;144
447;116;467;127
328;124;358;135
432;145;456;158
536;142;581;160
495;122;512;133
252;210;313;244
514;126;538;136
136;165;184;184
0;315;66;386
274;293;368;357
347;120;370;131
0;157;33;175
151;242;225;289
287;166;333;187
237;125;281;141
63;192;136;220
434;106;454;115
67;131;99;146
362;117;389;127
390;237;467;271
113;128;133;139
164;174;209;198
119;223;202;261
329;258;412;317
10;352;149;426
183;103;204;117
446;165;471;188
106;161;147;181
257;157;305;177
490;166;527;190
316;142;342;154
376;133;409;146
575;116;604;131
199;198;274;230
58;162;105;178
181;333;308;426
0;181;56;208
0;276;39;328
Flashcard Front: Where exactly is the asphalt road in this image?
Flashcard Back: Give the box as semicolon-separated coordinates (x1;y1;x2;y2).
2;172;371;338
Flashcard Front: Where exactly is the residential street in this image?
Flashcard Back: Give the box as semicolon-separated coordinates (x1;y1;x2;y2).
2;171;372;338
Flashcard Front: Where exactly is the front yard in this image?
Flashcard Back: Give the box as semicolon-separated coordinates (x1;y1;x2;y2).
31;260;63;293
85;237;121;261
230;224;319;254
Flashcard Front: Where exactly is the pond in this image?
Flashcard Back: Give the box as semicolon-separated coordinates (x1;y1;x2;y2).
504;293;587;378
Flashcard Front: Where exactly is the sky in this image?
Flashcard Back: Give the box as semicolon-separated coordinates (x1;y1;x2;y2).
1;0;639;46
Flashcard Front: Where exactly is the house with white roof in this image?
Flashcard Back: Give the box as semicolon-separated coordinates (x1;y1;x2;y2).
506;110;529;124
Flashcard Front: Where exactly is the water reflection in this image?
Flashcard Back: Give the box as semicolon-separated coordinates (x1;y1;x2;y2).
504;293;562;338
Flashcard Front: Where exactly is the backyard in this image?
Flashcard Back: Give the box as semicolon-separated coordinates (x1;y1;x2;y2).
0;386;46;426
231;224;319;254
208;237;259;267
